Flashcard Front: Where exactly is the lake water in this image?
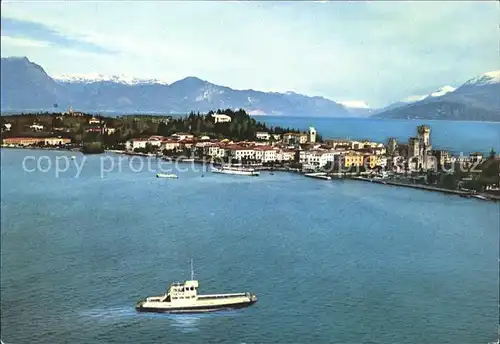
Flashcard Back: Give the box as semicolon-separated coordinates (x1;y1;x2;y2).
1;147;498;344
258;116;500;155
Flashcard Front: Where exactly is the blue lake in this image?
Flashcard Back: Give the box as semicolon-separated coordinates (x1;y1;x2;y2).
1;147;498;344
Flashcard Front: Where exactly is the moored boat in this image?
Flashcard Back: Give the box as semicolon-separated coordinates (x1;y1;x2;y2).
211;166;259;176
156;173;178;179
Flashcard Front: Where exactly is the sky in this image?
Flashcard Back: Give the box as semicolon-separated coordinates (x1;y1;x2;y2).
0;1;498;108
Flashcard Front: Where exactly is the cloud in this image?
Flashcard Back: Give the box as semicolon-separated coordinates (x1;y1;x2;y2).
0;17;113;54
339;100;370;109
0;35;50;48
0;2;497;107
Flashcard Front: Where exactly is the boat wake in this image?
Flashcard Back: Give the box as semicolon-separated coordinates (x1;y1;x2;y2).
163;310;242;333
80;307;242;333
80;306;137;322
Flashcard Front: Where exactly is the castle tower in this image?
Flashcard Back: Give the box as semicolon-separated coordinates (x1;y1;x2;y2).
417;125;432;170
387;137;398;156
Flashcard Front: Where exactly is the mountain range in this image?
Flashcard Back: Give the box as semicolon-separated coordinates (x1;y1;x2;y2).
0;57;348;117
371;71;499;121
0;56;499;121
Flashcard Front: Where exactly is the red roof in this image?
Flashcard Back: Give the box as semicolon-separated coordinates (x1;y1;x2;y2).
254;146;275;151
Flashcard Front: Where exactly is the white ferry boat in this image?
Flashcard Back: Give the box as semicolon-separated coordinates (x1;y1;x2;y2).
136;262;257;313
211;166;260;176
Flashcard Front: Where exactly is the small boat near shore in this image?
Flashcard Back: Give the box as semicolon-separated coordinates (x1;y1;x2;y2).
211;166;260;176
156;173;178;179
471;194;490;201
136;260;257;314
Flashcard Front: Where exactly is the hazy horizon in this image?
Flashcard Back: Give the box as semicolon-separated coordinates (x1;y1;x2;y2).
1;1;498;108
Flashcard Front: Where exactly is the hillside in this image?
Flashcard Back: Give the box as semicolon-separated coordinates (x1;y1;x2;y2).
374;71;500;121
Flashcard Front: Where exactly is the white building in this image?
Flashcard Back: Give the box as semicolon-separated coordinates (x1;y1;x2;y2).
30;124;44;131
276;149;296;162
171;132;194;140
211;114;232;123
282;133;308;145
254;147;277;162
126;139;148;151
227;145;255;160
206;144;226;158
147;136;164;147
161;140;180;151
299;150;338;168
88;117;101;125
104;127;116;135
255;131;270;141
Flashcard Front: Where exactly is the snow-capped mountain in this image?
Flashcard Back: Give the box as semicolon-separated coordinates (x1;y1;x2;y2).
400;85;457;104
0;57;348;116
428;85;456;98
461;70;500;87
54;73;169;85
373;70;500;121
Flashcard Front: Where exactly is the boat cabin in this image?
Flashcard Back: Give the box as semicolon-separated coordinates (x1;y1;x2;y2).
147;280;199;303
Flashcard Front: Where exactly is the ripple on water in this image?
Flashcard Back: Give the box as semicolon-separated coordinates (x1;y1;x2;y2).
79;307;243;334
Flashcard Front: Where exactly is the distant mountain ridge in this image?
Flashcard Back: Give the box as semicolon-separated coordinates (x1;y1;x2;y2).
2;56;499;121
0;56;349;117
373;71;500;121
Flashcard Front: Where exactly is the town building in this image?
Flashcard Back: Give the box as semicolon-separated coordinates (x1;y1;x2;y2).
255;131;270;141
211;114;232;123
432;150;451;168
126;138;149;151
171;132;194;140
205;144;226;158
337;152;365;168
299;149;337;169
324;139;352;150
226;145;255;161
3;137;71;146
103;127;116;135
387;137;398;155
276;149;296;162
469;152;484;163
282;133;308;145
29;123;44;131
161;139;181;151
88;117;101;125
254;146;277;163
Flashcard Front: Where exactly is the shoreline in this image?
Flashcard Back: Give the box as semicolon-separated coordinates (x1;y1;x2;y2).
350;176;500;202
2;146;498;202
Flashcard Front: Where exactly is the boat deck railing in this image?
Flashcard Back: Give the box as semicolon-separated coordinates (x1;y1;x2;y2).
198;293;249;300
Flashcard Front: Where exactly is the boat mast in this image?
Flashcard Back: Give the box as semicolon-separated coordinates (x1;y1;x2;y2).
190;258;194;280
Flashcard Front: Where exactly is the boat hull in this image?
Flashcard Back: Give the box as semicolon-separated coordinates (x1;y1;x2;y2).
136;299;256;314
211;169;259;176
